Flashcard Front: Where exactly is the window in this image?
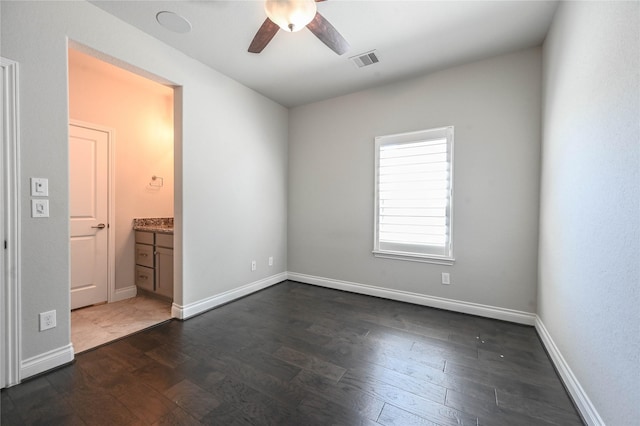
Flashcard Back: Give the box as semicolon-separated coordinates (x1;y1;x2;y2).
374;126;454;264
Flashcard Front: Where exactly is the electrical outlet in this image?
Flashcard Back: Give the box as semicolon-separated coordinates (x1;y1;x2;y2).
441;272;451;285
268;256;273;266
39;310;56;331
251;260;257;271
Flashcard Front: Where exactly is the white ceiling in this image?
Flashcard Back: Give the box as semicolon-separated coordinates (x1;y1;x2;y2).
90;0;558;108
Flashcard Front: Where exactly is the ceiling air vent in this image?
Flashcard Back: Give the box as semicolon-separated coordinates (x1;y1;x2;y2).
350;50;379;68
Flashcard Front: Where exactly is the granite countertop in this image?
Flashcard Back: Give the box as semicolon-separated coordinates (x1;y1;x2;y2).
133;217;174;234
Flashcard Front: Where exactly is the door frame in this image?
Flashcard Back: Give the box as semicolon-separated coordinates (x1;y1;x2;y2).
69;120;116;304
1;57;21;388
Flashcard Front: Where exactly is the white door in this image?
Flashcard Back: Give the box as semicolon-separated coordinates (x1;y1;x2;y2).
69;124;109;309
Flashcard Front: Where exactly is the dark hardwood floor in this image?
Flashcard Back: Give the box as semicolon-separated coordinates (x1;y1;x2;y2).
1;281;583;425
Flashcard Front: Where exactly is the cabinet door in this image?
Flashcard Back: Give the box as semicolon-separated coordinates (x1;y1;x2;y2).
155;246;173;299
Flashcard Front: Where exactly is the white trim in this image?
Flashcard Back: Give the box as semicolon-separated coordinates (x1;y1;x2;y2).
1;57;21;388
535;316;603;426
111;285;137;302
171;272;287;320
373;250;455;265
20;344;74;380
287;272;536;325
68;120;116;304
373;126;455;261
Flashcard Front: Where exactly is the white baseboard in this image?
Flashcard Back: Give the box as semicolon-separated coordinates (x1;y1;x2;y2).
171;272;287;320
287;273;604;422
287;272;536;325
535;316;603;426
111;285;137;302
20;343;74;380
11;274;601;426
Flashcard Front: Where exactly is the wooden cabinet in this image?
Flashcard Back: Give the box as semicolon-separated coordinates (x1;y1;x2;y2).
135;230;173;300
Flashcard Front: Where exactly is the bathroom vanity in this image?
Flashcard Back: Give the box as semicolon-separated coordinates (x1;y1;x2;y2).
133;218;173;300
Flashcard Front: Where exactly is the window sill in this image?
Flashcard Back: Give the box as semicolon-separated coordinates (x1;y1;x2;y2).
372;250;455;265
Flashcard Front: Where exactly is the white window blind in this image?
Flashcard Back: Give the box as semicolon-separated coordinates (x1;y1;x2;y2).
374;127;454;263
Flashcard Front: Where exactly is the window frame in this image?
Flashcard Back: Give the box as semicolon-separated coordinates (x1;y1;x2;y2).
373;126;455;265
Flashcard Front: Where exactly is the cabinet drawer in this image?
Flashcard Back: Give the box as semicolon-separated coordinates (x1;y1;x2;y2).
135;243;154;268
135;231;154;245
135;265;154;291
156;233;173;248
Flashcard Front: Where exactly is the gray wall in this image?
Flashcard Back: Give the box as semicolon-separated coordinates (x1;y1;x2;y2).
539;2;640;424
1;1;288;361
288;48;542;313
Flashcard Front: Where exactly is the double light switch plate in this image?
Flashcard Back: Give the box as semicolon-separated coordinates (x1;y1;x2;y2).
31;177;50;218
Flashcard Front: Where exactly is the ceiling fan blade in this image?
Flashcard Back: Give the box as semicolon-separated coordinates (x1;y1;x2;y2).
307;12;350;55
248;18;279;53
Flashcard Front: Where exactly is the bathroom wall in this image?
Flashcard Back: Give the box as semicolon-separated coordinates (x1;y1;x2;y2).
68;48;174;292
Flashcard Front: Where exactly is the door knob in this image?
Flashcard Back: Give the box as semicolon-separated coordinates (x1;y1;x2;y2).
91;223;106;229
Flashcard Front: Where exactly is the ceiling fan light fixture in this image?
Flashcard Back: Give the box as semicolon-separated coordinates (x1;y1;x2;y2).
264;0;317;32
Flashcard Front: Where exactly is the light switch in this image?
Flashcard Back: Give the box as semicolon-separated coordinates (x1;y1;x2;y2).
31;199;49;218
30;178;49;196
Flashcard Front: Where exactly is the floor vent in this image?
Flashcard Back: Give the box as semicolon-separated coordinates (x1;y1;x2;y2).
350;50;380;68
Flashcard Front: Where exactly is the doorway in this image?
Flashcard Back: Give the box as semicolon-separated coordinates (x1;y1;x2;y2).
67;47;176;352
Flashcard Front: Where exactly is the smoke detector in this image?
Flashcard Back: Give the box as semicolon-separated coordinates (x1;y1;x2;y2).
156;11;192;34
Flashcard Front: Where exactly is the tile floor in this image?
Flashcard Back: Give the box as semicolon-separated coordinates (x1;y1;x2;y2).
71;293;172;353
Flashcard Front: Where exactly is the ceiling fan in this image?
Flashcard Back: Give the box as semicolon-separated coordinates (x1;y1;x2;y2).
248;0;350;55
